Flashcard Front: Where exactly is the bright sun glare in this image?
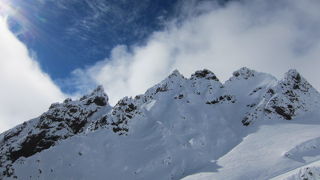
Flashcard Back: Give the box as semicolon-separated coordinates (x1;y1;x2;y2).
0;0;23;20
0;0;32;36
0;0;11;16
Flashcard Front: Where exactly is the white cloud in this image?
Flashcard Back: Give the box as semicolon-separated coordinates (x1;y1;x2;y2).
70;0;320;105
1;0;318;132
0;17;65;132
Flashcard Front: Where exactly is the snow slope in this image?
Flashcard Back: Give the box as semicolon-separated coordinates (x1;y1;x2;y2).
0;67;319;180
271;160;320;180
182;114;320;180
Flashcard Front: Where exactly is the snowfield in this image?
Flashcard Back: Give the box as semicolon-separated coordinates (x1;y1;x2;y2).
182;117;320;180
0;67;319;180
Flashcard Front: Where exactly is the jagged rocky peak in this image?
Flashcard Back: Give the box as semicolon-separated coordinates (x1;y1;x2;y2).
166;69;185;81
143;70;186;98
41;85;110;134
170;69;183;76
232;67;257;80
242;69;320;126
190;69;220;81
0;86;112;178
265;69;320;119
79;85;109;106
280;69;313;92
89;96;140;134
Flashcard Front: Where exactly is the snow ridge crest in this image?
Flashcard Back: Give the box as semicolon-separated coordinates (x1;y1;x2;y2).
0;67;319;179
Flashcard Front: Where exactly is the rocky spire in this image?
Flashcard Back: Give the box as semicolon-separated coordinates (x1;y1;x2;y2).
232;67;256;80
190;69;220;81
80;85;109;106
281;69;312;92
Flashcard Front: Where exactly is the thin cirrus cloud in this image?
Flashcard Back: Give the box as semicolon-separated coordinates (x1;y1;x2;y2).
1;0;320;132
70;0;320;105
0;17;65;133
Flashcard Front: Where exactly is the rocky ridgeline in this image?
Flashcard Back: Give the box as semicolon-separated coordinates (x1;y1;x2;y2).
0;86;110;177
242;69;320;125
89;69;225;133
89;96;140;135
90;67;320;133
0;67;319;178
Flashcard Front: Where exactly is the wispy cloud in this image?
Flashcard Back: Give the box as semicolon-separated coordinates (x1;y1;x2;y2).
0;17;65;132
1;0;319;132
69;0;320;105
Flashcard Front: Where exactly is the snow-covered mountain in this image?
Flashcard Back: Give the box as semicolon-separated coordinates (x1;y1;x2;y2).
1;67;320;180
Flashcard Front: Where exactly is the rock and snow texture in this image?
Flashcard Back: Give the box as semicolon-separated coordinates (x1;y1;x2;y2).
0;86;111;177
271;161;320;180
0;67;320;180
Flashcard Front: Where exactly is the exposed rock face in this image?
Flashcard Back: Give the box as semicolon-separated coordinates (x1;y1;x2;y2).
90;97;140;135
0;86;111;177
190;69;219;81
232;67;256;80
242;69;320;126
282;167;320;180
206;95;236;105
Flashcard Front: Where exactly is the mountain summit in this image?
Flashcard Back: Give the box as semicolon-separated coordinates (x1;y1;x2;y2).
1;68;320;180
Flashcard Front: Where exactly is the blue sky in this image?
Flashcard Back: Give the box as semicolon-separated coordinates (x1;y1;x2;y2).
6;0;230;93
1;0;320;132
